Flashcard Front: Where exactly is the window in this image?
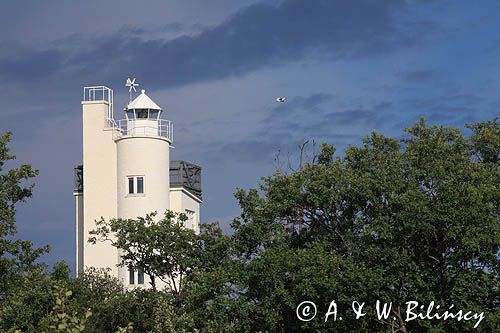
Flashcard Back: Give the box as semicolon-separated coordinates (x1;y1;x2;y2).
126;110;135;120
127;176;145;196
185;209;195;229
149;110;159;119
128;177;134;194
137;177;144;194
136;109;148;118
138;268;144;285
129;267;135;285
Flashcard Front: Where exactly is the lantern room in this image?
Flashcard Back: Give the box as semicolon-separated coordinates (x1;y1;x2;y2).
125;89;162;120
117;89;172;141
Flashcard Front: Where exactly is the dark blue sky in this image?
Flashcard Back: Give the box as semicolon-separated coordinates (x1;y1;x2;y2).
0;0;499;270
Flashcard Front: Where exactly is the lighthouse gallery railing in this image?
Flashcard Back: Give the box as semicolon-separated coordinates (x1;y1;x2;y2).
113;119;173;142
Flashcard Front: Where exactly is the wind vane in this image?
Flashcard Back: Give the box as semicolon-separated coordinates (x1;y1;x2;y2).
126;78;139;101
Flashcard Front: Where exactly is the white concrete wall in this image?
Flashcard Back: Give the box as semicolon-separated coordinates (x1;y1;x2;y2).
116;135;170;285
123;189;201;290
116;136;170;218
169;188;201;234
82;101;119;276
120;188;201;289
79;93;200;291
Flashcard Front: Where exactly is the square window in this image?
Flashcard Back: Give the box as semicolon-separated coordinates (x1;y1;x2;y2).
137;110;148;118
129;267;135;285
138;268;144;284
128;177;134;194
185;209;195;228
137;177;144;194
127;176;145;196
126;111;135;120
149;110;159;119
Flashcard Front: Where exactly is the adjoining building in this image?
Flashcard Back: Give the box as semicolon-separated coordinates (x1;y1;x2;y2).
73;85;201;288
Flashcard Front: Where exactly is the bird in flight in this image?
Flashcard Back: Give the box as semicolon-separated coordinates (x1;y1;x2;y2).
275;97;286;103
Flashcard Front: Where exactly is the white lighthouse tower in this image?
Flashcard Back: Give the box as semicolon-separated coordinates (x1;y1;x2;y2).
74;84;202;287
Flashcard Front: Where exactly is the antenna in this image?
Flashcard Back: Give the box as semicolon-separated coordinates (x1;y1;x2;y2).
125;78;139;102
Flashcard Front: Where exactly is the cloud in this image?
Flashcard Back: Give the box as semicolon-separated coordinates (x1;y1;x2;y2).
214;139;284;163
398;91;486;127
0;48;62;81
207;92;395;164
404;93;483;113
264;94;393;136
484;38;500;55
0;0;427;90
268;93;336;120
401;69;434;82
275;93;335;110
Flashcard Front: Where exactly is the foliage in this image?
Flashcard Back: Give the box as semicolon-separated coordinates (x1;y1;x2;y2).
89;211;199;294
0;132;49;295
183;119;499;332
45;286;91;333
1;118;499;332
0;267;56;332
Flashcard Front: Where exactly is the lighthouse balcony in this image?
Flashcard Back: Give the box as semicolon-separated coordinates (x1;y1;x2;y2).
114;119;173;142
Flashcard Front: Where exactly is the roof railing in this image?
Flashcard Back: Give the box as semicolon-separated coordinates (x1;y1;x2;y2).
83;86;114;126
170;160;202;200
73;165;83;194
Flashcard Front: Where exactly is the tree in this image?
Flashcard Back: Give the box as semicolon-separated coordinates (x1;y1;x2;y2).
466;118;499;163
184;119;499;332
45;286;92;333
0;132;196;332
0;132;49;296
89;211;200;295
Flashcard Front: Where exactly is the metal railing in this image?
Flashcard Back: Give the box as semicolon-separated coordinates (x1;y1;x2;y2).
83;86;114;126
73;165;83;193
113;119;173;142
170;160;202;200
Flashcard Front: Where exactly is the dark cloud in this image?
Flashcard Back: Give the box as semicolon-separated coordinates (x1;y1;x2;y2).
323;109;381;126
132;22;185;34
265;94;393;135
269;93;335;119
402;69;434;82
484;39;500;55
405;93;483;113
214;139;284;163
206;93;339;164
0;0;424;89
281;93;335;110
441;93;484;105
209;93;395;164
0;49;62;81
298;102;393;135
401;92;486;127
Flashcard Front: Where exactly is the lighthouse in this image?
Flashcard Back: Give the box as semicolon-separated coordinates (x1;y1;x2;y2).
73;84;202;288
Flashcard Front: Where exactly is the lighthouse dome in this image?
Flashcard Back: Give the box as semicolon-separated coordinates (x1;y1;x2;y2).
125;90;162;120
127;89;162;111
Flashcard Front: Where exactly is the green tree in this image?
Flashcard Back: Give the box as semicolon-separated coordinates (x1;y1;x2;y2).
184;119;499;332
182;223;235;332
45;286;91;333
89;211;200;295
0;132;49;296
0;263;135;333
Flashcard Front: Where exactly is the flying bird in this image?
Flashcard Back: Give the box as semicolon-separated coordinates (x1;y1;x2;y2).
275;97;286;103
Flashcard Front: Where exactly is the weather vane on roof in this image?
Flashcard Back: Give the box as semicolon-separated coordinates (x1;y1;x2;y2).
126;78;139;102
